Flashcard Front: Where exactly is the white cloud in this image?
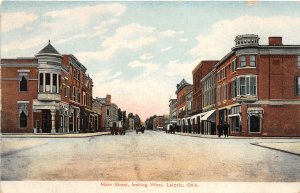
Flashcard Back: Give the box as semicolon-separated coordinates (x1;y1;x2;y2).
165;60;194;77
76;23;158;62
2;35;48;54
2;12;38;33
43;3;126;27
188;15;300;63
128;60;158;73
160;30;184;37
110;71;122;80
179;38;189;42
161;46;172;52
76;23;186;62
139;53;154;60
56;19;119;45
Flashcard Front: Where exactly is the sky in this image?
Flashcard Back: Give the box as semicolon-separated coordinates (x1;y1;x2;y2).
2;1;300;121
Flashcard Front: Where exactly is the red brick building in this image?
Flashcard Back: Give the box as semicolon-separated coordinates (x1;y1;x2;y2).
215;34;300;136
176;79;193;132
192;60;218;134
1;58;38;133
1;41;96;133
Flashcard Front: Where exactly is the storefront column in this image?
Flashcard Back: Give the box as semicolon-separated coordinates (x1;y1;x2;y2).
51;109;56;133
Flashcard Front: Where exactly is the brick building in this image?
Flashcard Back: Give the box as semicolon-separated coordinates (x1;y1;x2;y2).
169;99;177;124
92;98;102;132
192;60;218;134
1;58;38;133
175;78;193;132
1;41;96;133
215;34;300;136
153;116;164;130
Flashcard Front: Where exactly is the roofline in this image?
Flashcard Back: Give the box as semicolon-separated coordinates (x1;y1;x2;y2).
175;84;193;94
64;54;87;71
192;60;219;74
35;53;62;58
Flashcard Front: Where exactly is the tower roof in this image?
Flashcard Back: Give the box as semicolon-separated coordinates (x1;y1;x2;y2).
37;40;60;55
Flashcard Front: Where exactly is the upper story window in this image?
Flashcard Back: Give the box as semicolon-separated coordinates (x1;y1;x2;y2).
45;73;50;92
222;83;227;102
250;55;256;67
298;56;300;68
231;79;237;98
239;56;246;68
221;68;226;79
39;73;43;92
237;76;257;96
19;75;28;92
18;71;29;92
231;60;237;72
217;86;221;105
296;76;300;96
83;91;86;105
73;86;76;101
217;72;219;81
52;74;57;93
64;79;68;97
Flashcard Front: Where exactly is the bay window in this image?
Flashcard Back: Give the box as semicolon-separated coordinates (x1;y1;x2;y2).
45;73;50;92
237;75;257;96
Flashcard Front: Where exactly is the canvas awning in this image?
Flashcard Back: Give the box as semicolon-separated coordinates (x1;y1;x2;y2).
201;109;216;122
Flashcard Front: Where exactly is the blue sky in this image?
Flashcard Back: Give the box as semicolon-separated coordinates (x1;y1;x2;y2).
2;1;300;120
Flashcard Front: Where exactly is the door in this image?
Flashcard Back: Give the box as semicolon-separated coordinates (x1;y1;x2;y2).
42;110;51;133
249;115;260;133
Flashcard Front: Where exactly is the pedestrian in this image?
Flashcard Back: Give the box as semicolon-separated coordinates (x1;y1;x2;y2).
217;124;222;138
224;123;229;138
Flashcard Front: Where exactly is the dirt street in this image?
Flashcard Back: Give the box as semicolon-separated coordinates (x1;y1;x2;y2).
1;131;300;181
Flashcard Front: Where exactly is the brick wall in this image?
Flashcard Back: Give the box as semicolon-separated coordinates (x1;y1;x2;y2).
1;63;38;133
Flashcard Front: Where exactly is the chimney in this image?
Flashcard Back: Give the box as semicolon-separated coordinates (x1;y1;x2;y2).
106;94;111;105
268;37;282;46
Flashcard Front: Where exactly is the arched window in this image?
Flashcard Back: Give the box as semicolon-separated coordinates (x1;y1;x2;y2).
20;111;27;128
20;76;28;91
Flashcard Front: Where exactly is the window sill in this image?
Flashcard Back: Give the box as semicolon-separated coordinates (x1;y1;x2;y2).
237;67;256;70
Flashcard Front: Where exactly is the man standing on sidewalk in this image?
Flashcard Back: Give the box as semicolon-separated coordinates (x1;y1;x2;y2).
223;123;229;138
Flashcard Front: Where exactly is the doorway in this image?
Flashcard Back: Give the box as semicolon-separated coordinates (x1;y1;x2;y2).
42;110;51;133
249;115;260;133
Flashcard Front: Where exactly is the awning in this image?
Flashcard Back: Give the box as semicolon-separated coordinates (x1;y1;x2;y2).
201;109;216;122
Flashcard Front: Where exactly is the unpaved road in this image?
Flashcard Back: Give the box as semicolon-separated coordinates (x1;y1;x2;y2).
1;130;300;181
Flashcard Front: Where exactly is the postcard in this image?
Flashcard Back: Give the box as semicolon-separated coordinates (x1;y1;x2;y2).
1;1;300;193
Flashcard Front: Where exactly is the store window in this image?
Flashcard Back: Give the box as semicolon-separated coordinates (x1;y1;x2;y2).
18;103;28;128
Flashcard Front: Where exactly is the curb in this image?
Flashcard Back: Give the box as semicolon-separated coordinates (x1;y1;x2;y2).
1;132;111;139
166;131;300;140
250;143;300;157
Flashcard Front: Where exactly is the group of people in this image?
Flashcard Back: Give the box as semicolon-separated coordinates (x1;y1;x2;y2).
217;123;229;138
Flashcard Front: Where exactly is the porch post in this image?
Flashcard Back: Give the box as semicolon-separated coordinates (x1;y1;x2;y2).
51;109;56;133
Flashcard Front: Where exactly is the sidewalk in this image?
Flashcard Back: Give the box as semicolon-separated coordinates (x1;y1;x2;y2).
162;130;300;139
1;131;111;138
250;142;300;156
